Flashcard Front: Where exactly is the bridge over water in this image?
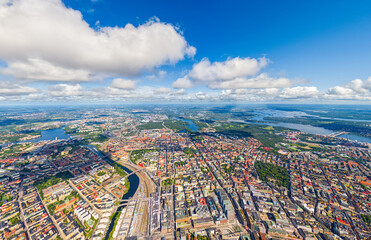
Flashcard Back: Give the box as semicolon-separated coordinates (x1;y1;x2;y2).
328;131;349;137
121;167;147;179
117;197;150;207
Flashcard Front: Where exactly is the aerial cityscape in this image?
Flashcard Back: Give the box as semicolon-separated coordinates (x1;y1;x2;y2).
0;0;371;240
0;105;370;240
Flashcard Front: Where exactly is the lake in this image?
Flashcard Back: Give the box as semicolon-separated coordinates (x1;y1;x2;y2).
174;117;200;132
19;127;70;143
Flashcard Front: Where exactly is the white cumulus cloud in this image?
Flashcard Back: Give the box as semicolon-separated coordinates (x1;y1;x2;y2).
48;84;84;97
110;79;136;90
0;81;38;96
185;56;293;90
327;77;371;100
279;86;320;99
154;87;172;94
171;88;186;95
189;57;268;82
208;73;292;89
2;58;93;82
0;0;195;81
172;76;193;89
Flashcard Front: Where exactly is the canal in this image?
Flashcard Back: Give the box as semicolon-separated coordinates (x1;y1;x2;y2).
104;164;140;239
86;145;140;239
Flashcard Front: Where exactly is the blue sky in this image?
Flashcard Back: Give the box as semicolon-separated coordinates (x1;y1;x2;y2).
0;0;371;103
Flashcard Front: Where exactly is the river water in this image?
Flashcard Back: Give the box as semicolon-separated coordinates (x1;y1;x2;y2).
104;164;140;239
85;145;140;239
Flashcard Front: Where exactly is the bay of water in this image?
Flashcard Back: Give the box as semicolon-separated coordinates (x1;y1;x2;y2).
244;108;371;143
236;120;371;144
